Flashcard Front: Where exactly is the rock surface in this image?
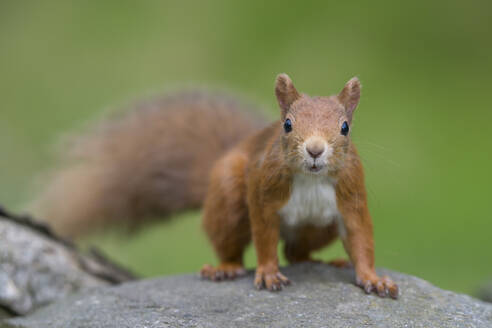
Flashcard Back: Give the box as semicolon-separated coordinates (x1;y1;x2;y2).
0;220;106;316
0;209;135;315
4;263;492;328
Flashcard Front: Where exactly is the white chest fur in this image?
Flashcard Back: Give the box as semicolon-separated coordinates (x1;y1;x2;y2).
278;174;341;228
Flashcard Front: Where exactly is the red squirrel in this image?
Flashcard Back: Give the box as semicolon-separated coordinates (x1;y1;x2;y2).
33;74;398;299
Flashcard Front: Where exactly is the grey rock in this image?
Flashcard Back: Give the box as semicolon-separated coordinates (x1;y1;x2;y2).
5;263;492;328
0;220;107;315
0;207;135;316
0;207;135;315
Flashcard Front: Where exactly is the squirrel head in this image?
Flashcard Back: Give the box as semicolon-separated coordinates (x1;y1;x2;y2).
275;73;361;176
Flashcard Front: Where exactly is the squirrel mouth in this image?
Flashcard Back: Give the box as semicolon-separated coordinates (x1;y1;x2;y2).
308;164;322;173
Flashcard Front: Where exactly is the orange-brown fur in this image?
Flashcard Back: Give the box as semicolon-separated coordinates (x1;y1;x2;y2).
201;74;398;298
32;91;265;237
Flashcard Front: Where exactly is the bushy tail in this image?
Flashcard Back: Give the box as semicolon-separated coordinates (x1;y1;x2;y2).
31;91;264;238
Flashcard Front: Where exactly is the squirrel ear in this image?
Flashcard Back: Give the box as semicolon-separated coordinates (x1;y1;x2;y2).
275;73;300;117
338;77;361;122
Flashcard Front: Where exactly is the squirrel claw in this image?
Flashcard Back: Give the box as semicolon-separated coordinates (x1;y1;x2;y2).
356;274;399;299
254;266;290;292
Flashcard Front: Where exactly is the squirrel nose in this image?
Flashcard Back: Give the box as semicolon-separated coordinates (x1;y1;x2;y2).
306;139;325;159
307;147;323;159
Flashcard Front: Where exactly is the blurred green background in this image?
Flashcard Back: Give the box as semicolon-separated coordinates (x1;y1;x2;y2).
1;1;491;296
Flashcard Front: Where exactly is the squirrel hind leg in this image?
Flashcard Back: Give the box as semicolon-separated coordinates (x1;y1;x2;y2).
200;212;250;281
283;223;339;264
201;150;251;281
200;262;246;281
327;258;352;268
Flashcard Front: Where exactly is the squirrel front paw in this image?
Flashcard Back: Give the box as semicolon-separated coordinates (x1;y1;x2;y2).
356;272;399;299
254;265;290;291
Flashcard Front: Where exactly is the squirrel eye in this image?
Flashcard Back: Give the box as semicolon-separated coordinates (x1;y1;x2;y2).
341;121;349;136
284;118;292;133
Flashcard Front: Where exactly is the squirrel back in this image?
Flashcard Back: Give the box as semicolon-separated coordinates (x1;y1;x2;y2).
31;91;265;237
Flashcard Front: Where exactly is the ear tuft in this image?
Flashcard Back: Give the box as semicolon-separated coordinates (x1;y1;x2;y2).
338;77;361;122
275;73;300;116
